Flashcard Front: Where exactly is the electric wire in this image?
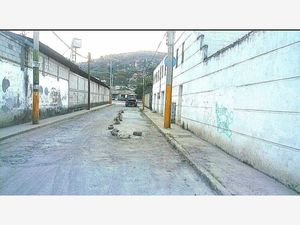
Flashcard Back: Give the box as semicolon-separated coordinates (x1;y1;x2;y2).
51;31;88;60
142;31;167;76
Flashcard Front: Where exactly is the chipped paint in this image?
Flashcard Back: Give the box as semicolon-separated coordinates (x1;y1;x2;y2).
0;33;110;128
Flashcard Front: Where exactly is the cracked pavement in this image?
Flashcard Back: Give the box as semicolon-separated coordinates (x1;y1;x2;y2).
0;104;216;195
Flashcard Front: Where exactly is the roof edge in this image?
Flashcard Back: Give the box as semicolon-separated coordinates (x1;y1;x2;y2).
2;31;110;89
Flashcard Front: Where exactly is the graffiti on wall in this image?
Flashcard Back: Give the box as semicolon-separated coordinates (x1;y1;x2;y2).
215;103;233;138
0;61;26;113
27;71;68;109
2;77;10;92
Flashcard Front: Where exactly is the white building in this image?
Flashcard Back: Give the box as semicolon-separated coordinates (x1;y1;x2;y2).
152;56;167;114
152;31;300;192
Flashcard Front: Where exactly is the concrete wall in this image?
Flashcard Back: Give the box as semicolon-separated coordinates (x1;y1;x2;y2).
153;31;300;192
0;32;110;128
144;93;152;109
152;57;167;114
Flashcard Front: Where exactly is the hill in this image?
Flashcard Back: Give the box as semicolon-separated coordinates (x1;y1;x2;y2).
78;51;166;88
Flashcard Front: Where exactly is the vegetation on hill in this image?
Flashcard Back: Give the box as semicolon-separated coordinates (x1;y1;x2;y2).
78;51;165;91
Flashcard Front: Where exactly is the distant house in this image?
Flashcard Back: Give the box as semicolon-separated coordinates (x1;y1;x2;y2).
111;88;135;100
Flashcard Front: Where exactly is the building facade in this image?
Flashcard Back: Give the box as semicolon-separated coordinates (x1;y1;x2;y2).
152;31;300;192
152;56;167;114
0;31;110;128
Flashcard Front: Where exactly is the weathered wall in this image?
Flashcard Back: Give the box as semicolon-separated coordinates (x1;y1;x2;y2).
170;31;300;192
144;93;152;109
152;57;167;114
0;32;110;128
0;33;30;127
0;59;28;127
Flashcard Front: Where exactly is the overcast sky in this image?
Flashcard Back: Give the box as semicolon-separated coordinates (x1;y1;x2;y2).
17;31;168;62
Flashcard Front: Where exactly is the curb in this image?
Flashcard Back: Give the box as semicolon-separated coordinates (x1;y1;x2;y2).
142;110;232;195
0;104;112;141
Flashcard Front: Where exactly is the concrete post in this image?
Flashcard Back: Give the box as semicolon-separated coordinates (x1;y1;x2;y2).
32;31;40;124
142;71;145;110
164;31;175;128
109;60;112;88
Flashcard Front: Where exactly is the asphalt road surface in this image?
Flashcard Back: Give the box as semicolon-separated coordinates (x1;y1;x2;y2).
0;104;216;195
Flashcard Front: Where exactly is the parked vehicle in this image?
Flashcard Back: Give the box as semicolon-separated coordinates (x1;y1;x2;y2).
125;94;137;107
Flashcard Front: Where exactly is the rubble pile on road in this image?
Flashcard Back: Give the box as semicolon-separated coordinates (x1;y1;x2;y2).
113;117;120;124
133;131;142;136
109;110;143;139
109;110;131;139
108;124;114;130
111;128;119;136
113;110;124;125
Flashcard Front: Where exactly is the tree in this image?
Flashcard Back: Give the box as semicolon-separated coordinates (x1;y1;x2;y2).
134;75;153;99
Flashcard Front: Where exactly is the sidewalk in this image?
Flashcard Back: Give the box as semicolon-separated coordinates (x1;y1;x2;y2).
142;108;297;195
0;104;112;141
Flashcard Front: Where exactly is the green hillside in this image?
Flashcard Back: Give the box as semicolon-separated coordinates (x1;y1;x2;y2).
78;51;166;89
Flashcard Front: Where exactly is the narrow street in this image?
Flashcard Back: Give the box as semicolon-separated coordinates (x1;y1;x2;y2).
0;104;216;195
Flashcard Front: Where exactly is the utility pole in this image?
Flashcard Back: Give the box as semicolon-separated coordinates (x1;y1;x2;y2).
32;31;40;124
109;60;113;104
142;70;145;110
87;52;91;110
109;60;112;88
164;31;175;128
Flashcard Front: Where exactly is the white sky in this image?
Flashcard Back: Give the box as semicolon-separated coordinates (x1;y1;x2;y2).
18;31;168;62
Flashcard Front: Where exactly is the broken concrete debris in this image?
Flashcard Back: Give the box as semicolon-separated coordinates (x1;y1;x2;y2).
114;117;120;124
119;134;131;139
111;128;119;136
133;131;142;136
118;112;123;121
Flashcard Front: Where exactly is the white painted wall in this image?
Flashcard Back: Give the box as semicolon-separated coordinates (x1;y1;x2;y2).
144;93;151;108
153;31;300;192
152;56;167;114
0;32;110;127
0;59;27;126
28;70;69;109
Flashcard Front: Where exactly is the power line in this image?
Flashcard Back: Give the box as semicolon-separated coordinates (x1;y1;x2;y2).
141;31;167;109
51;31;88;60
143;32;167;76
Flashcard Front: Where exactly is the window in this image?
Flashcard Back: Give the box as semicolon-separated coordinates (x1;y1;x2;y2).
181;42;185;64
176;48;179;68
